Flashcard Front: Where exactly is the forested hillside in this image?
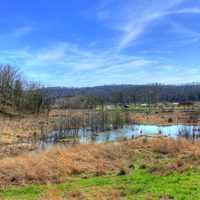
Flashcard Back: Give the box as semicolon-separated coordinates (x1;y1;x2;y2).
42;84;200;104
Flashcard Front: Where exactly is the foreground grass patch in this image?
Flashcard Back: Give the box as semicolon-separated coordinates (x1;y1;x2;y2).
1;169;200;200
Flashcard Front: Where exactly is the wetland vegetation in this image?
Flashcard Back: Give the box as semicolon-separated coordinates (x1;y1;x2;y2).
1;66;200;199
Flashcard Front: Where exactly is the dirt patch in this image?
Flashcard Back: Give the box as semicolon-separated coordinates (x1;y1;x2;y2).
39;189;122;200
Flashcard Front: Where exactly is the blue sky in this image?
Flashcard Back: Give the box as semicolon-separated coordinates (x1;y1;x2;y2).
0;0;200;87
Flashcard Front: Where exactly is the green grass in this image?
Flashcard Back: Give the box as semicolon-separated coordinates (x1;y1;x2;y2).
1;169;200;200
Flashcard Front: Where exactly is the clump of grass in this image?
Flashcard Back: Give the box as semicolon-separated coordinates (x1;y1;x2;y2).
64;191;85;200
117;168;127;176
168;118;173;123
39;189;63;200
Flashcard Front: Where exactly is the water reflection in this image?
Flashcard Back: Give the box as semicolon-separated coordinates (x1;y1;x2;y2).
36;124;200;150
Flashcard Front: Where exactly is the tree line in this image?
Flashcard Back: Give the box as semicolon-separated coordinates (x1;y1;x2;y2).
0;65;49;114
2;64;200;113
41;84;200;107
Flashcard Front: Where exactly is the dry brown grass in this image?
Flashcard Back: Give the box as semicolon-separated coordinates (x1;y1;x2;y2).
0;141;132;186
0;137;200;186
0;109;92;146
0;114;49;144
0;143;36;159
130;111;200;125
39;189;122;200
69;191;122;200
39;189;63;200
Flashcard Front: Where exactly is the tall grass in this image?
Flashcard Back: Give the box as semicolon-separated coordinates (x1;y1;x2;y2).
0;137;200;186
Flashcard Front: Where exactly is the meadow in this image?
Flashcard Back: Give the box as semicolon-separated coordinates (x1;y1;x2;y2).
0;136;200;199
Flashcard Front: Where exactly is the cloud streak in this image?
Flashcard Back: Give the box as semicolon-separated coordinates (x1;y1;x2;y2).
0;41;199;86
0;43;160;86
97;0;200;50
12;26;35;38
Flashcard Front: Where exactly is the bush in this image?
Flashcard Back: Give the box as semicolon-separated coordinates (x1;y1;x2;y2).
168;118;173;123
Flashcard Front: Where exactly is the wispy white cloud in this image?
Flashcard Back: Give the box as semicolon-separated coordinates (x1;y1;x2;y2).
97;0;200;50
12;26;35;38
1;41;200;86
169;23;200;46
24;43;156;70
170;7;200;14
173;23;200;38
0;26;35;45
0;42;160;86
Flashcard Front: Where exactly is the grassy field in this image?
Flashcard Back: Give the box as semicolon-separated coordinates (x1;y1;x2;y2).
0;137;200;199
1;169;200;200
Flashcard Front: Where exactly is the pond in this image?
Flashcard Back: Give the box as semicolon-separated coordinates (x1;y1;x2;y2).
36;124;200;150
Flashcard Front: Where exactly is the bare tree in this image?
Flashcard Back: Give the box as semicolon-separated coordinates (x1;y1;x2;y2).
0;65;21;107
0;65;48;114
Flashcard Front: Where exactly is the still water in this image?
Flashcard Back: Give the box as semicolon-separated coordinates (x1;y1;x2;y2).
37;124;200;150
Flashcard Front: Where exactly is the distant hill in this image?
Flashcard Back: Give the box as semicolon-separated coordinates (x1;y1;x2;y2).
41;84;200;103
